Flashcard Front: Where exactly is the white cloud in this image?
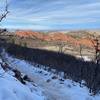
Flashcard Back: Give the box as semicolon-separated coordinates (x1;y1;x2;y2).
0;0;100;30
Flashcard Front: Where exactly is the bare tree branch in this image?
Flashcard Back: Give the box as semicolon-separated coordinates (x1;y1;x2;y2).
0;0;9;22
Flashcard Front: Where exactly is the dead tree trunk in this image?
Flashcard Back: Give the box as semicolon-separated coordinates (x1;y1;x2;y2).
79;44;84;60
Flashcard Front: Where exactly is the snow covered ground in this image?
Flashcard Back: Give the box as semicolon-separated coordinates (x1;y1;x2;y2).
0;58;45;100
0;52;99;100
77;55;91;61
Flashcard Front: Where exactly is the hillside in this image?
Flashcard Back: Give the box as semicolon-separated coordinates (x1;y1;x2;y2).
0;30;100;100
15;30;99;48
0;50;100;100
0;29;100;59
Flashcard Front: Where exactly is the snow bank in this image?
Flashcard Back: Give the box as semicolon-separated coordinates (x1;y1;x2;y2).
0;58;45;100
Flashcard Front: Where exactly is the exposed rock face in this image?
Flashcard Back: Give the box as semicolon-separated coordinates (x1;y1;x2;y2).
16;30;43;39
15;30;99;48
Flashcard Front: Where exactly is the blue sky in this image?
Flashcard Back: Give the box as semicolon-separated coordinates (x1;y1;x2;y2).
0;0;100;30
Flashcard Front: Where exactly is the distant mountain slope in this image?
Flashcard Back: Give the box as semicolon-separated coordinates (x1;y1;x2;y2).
15;30;98;48
16;30;43;39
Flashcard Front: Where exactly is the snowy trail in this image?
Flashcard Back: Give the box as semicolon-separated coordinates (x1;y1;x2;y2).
3;54;100;100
